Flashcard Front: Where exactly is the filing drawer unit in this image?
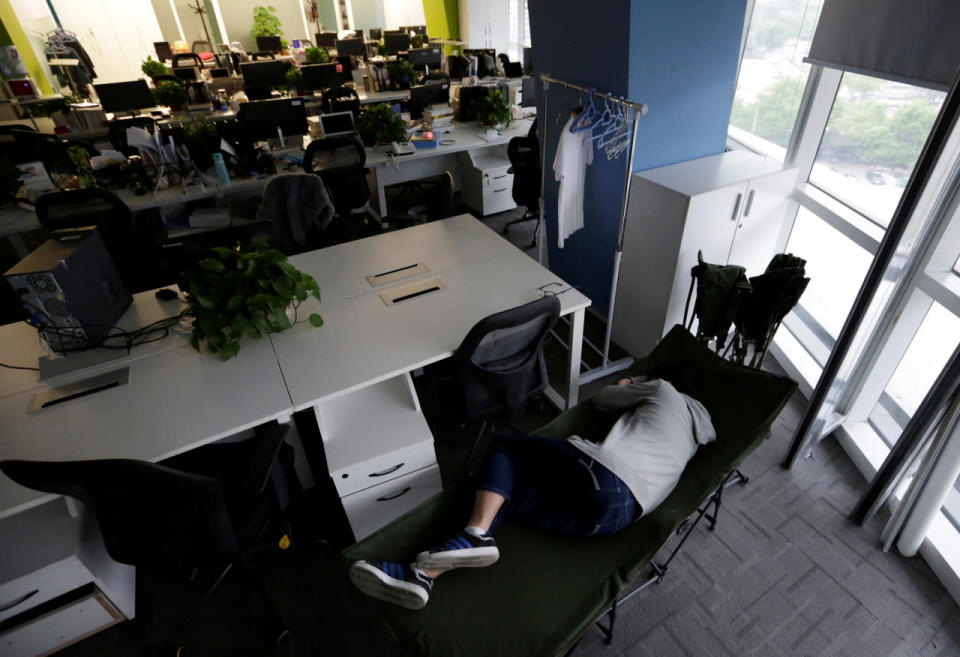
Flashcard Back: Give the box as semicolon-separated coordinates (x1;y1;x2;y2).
0;500;135;657
313;373;440;540
461;149;517;216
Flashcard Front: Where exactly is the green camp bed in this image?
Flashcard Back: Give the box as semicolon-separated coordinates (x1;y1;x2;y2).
342;325;798;657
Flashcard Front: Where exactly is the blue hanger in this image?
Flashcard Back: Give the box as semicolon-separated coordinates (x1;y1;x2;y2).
588;96;615;142
570;89;598;133
598;98;626;148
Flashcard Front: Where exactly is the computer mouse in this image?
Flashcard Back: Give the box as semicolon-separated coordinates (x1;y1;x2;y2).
155;288;179;301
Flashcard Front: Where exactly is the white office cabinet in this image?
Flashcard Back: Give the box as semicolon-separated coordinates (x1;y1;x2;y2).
341;465;443;540
611;150;797;358
459;0;510;51
0;588;122;657
461;149;516;216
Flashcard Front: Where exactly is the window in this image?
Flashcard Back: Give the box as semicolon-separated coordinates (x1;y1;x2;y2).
506;0;531;63
867;301;960;445
809;73;945;227
728;0;824;158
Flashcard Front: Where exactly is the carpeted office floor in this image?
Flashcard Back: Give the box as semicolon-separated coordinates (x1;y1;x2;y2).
53;207;960;657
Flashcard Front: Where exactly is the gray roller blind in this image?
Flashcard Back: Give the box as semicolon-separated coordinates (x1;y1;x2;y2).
805;0;960;90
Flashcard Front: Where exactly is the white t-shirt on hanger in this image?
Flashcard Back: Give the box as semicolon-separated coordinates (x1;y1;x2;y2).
553;114;593;248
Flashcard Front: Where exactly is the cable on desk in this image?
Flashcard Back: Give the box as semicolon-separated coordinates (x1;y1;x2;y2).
26;309;194;355
0;362;40;371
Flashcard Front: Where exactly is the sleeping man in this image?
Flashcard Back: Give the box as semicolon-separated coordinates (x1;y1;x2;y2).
348;365;717;610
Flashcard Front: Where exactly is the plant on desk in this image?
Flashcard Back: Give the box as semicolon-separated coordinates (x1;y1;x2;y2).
153;81;189;111
181;116;220;168
284;66;304;95
411;34;424;49
305;46;329;64
356;103;408;146
183;238;324;361
475;89;514;129
141;56;170;79
251;6;286;49
386;59;417;90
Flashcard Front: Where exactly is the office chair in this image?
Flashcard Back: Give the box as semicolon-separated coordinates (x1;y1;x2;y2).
0;123;36;135
151;73;181;85
0;425;298;654
108;116;158;157
303;135;380;243
172;53;205;69
155;41;174;63
321;85;361;120
191;40;215;62
448;55;470;79
251;51;277;61
387;171;454;228
35;189;161;292
430;296;561;473
422;71;450;84
504;118;541;248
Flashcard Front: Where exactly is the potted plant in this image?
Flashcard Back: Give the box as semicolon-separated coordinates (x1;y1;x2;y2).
305;46;329;64
141;56;170;79
181;117;220;168
251;6;285;50
153;81;189;111
411;34;424;49
356;103;408;147
284;66;304;94
475;89;514;128
182;239;324;361
386;59;417;90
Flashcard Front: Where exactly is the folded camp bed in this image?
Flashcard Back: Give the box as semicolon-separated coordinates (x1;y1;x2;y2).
342;325;798;657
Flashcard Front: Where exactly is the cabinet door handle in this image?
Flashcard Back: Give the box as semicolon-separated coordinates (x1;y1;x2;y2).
731;193;743;221
376;487;412;502
368;463;404;477
744;189;756;217
493;174;507;180
493;188;507;193
0;589;39;613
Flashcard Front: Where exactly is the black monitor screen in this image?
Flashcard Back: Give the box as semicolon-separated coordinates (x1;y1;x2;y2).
521;77;536;107
407;47;442;68
240;60;289;89
256;35;283;53
238;98;308;140
384;33;410;54
315;32;337;48
301;63;340;91
458;86;491;122
173;67;199;81
336;38;364;57
94;80;156;114
410;83;449;108
369;28;382;40
404;25;427;37
210;67;230;78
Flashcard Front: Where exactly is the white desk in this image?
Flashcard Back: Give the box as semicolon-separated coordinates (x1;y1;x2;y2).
365;117;535;215
357;89;410;105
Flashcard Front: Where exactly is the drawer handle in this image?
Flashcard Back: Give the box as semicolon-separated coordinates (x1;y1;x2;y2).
376;487;412;502
492;174;507;180
493;188;507;193
0;589;39;613
368;463;404;477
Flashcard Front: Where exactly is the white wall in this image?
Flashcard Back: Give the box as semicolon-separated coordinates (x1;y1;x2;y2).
383;0;425;30
150;0;184;45
219;0;309;52
51;0;164;83
350;0;385;33
171;0;211;46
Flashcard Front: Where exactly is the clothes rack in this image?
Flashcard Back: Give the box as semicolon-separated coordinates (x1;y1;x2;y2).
538;73;648;388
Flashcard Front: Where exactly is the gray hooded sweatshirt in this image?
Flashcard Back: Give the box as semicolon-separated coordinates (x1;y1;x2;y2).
567;378;716;517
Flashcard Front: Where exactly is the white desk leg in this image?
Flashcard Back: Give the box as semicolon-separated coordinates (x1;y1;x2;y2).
565;308;584;408
376;168;388;216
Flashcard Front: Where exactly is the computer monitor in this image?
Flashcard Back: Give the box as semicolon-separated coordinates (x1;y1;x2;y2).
410;82;449;108
256;35;283;53
405;25;428;37
93;80;156;114
407;47;442;69
336;38;364;57
458;85;491;122
369;28;382;41
172;67;199;82
301;63;340;91
240;60;289;90
505;62;523;78
319;111;355;137
237;98;308;140
209;67;230;79
384;33;410;54
520;76;536;107
523;47;533;72
315;32;337;49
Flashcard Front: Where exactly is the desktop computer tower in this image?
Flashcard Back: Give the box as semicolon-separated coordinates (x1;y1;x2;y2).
4;228;132;352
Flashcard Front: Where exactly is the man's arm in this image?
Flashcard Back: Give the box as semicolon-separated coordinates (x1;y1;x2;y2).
591;378;660;413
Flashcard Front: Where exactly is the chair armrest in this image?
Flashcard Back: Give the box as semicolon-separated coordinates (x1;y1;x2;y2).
242;422;289;496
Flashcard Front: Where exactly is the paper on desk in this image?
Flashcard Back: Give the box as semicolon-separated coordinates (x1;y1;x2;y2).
220;138;237;158
125;126;154;150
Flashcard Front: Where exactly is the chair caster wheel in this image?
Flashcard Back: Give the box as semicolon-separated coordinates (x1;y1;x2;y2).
267;626;291;646
170;645;185;657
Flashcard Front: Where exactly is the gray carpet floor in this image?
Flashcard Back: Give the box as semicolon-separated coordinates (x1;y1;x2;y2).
52;206;960;656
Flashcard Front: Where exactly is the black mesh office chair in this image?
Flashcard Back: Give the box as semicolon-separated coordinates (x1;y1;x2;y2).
422;71;450;84
432;296;561;473
303;135;379;242
448;55;470;80
172;53;205;69
35;189;161;292
504;118;541;248
0;425;298;654
250;51;277;61
321;85;361;120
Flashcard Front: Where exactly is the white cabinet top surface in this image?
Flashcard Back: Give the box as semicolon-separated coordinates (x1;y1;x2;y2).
636;149;787;197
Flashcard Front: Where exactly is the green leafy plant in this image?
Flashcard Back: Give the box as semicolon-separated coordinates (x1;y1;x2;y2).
181;116;220;167
152;81;189;109
411;34;424;49
356;103;408;146
305;46;329;64
285;66;303;88
251;6;285;48
141;56;170;78
386;59;417;90
182;238;323;361
475;89;514;127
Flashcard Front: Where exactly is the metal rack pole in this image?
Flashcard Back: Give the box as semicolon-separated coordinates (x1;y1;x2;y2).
538;74;648;386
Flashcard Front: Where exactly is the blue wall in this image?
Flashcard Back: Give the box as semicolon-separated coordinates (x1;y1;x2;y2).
529;0;746;315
